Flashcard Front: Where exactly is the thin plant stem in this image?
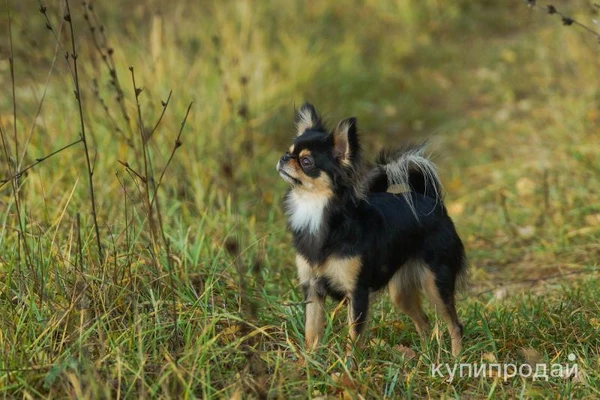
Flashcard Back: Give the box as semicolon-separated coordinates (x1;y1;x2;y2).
64;0;104;263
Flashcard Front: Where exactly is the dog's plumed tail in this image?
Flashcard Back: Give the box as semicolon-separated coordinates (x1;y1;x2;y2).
366;143;443;218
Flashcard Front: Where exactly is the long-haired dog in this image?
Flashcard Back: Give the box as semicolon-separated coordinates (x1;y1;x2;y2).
276;103;467;358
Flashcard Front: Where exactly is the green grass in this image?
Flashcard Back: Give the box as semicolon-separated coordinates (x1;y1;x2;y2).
1;0;599;398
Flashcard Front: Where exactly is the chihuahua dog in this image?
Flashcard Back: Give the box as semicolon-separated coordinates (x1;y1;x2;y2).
277;103;467;358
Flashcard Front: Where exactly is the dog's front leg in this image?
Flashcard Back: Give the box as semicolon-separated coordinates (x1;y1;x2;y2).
346;287;369;361
304;281;326;350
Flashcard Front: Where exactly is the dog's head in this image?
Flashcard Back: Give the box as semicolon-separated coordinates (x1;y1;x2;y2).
276;103;360;196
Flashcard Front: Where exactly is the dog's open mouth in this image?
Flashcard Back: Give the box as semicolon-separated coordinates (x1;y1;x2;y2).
278;169;302;185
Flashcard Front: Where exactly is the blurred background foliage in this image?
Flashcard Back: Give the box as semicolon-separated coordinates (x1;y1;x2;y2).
0;0;599;397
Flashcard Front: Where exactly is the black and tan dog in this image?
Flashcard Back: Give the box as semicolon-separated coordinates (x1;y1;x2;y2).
277;103;467;358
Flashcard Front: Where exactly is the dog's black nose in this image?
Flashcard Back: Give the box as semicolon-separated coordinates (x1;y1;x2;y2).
280;153;291;163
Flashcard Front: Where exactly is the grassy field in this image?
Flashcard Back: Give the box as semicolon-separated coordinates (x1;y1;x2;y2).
1;0;599;398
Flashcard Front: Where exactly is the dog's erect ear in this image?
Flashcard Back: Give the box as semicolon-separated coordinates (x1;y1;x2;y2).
332;117;359;166
295;103;323;136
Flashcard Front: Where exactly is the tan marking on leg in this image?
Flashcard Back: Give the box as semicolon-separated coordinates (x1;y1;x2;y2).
296;254;311;285
347;297;365;342
317;256;363;361
388;281;430;338
422;269;462;357
322;256;361;294
346;296;367;360
305;289;325;350
388;261;430;337
295;255;324;350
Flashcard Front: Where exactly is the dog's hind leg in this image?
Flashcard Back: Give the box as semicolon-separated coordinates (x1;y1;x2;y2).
422;268;463;357
388;270;430;338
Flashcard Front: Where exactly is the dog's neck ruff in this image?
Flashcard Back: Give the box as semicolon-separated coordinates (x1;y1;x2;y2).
285;189;330;235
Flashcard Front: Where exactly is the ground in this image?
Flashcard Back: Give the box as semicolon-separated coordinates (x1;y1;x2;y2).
0;0;599;398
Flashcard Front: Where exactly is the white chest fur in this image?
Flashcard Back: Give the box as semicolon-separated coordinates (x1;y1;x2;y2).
285;189;330;234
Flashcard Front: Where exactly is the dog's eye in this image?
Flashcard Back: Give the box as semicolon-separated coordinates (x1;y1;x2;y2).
300;157;313;168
